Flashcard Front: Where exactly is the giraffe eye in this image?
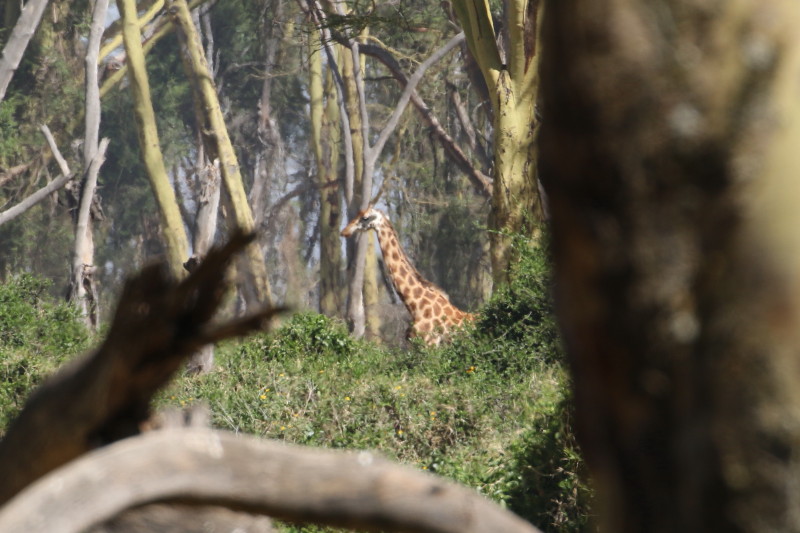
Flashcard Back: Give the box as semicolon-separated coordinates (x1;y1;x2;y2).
361;215;375;224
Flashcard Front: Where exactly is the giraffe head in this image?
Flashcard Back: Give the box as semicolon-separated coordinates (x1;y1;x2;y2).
341;207;387;237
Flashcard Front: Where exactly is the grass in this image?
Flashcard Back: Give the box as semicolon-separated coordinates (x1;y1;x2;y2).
0;238;593;532
159;312;586;532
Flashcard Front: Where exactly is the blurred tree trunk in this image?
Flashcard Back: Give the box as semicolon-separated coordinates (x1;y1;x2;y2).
452;0;545;287
117;0;189;279
168;0;273;308
541;0;800;531
309;33;343;317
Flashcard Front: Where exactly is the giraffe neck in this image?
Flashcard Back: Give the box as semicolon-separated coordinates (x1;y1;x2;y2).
373;221;446;321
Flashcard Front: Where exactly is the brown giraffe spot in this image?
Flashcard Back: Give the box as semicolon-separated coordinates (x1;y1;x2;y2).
399;266;408;278
413;287;423;298
433;303;442;315
391;250;400;262
423;307;432;319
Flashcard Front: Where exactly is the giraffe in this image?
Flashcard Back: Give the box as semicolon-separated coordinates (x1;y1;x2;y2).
341;207;475;345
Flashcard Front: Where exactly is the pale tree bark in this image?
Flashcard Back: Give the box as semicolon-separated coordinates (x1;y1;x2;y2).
0;0;49;102
98;0;165;65
0;428;539;533
70;139;108;330
333;22;370;339
174;7;221;374
344;26;382;341
70;0;110;332
452;0;544;287
541;0;800;531
117;0;190;279
183;157;220;375
309;33;344;317
168;0;273;308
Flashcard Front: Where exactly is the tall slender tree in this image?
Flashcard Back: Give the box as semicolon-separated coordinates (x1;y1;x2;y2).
169;0;273;307
309;32;344;317
117;0;190;279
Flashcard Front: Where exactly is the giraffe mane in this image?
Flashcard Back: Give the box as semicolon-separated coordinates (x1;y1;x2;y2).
377;214;453;302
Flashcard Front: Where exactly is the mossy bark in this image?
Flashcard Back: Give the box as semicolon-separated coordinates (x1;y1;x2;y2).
309;34;343;317
452;0;545;287
117;0;189;279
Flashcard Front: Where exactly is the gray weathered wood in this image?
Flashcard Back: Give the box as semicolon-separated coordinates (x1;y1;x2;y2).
0;428;541;533
0;0;50;102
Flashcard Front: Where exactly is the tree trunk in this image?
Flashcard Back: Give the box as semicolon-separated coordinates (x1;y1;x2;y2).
309;33;343;317
338;35;370;338
168;0;273;308
70;0;109;332
117;0;189;279
452;0;545;287
541;0;800;531
0;0;49;102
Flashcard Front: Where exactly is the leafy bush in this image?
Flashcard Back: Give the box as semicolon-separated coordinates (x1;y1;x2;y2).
0;240;592;531
0;274;90;432
162;235;593;532
0;96;22;164
477;232;563;365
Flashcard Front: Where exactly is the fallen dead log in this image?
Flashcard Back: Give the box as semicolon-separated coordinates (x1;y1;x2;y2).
0;427;540;533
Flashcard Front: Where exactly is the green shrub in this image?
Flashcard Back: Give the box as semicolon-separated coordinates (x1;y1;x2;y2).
0;274;90;432
162;235;593;532
0;238;591;531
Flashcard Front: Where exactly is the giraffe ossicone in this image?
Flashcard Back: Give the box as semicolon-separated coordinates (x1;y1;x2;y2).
341;207;476;346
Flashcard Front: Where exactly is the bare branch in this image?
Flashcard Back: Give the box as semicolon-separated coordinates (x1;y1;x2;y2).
0;233;283;506
0;172;73;227
366;32;465;180
0;125;76;227
0;0;50;102
343;38;493;197
0;428;542;533
39;124;71;177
